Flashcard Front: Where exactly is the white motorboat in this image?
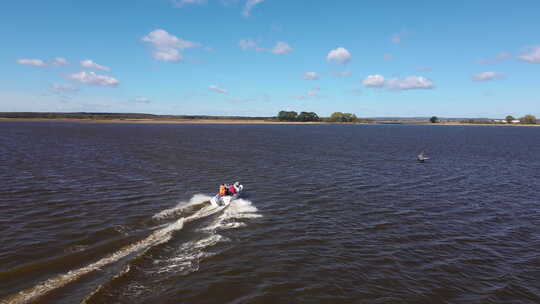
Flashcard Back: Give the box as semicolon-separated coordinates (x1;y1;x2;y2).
417;151;429;162
210;182;244;206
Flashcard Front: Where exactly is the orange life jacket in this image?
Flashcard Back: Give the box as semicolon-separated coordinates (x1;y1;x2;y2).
219;185;226;196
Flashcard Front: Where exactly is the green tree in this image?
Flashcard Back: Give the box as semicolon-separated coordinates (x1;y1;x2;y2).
505;115;515;123
430;116;439;123
277;111;298;121
329;112;358;122
297;111;320;122
520;114;537;124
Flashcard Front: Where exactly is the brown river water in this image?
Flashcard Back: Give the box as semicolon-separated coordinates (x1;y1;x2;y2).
1;122;539;303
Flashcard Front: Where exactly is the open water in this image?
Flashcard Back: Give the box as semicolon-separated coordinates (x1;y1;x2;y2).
1;122;539;303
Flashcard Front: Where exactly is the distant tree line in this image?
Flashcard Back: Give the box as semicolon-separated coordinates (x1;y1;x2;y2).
499;114;537;124
326;112;358;122
277;111;320;122
0;112;273;121
520;114;537;124
277;111;364;123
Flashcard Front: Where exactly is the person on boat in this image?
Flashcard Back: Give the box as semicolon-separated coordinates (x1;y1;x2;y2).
219;184;226;196
228;183;237;195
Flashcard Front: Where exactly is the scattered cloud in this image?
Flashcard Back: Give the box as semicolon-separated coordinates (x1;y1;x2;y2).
17;58;47;67
331;71;352;77
327;47;351;64
472;72;505;81
17;57;69;67
52;83;79;92
153;48;182;62
384;54;393;61
209;84;228;94
518;46;540;63
142;29;201;62
239;38;264;51
242;0;264;17
387;76;435;90
131;97;151;103
51;57;68;66
303;72;320;80
363;74;385;87
271;41;293;54
476;52;510;64
239;39;292;54
171;0;206;7
81;60;111;71
363;75;434;90
67;71;119;87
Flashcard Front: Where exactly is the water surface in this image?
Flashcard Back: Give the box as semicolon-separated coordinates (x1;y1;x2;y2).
1;122;539;303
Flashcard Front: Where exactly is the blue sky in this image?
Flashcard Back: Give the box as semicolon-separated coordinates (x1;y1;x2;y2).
2;0;539;118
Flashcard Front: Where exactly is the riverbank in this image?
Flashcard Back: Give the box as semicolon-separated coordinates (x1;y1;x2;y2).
1;118;538;126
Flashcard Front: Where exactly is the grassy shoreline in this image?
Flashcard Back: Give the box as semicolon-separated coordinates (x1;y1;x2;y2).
1;117;539;126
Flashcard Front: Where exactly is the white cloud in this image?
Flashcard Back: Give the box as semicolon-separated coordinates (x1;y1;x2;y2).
142;29;199;50
239;38;264;51
518;46;540;63
271;41;292;54
209;85;228;94
363;74;385;87
142;29;201;62
153;48;182;62
239;39;292;54
172;0;206;7
81;60;111;71
67;71;119;87
17;58;47;67
303;72;319;80
476;52;510;64
131;97;151;103
472;72;505;81
52;83;79;92
242;0;264;17
387;76;435;90
51;57;69;66
327;47;351;64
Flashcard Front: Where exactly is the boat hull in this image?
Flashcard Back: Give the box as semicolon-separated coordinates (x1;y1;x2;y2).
210;184;243;206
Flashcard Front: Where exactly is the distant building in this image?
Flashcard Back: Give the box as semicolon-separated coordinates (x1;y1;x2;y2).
511;120;520;124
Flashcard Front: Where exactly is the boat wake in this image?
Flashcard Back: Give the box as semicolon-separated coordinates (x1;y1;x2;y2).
1;194;260;304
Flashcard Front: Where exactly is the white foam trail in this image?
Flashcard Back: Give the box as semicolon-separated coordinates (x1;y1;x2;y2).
224;199;262;219
2;218;185;304
202;199;262;232
152;194;211;220
157;198;261;275
154;234;225;274
2;195;225;304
